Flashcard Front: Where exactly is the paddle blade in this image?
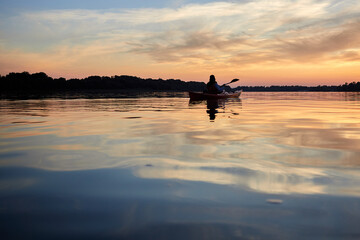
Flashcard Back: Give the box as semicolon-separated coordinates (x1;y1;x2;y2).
223;78;240;86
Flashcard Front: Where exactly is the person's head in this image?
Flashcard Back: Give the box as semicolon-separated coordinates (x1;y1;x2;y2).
209;75;216;83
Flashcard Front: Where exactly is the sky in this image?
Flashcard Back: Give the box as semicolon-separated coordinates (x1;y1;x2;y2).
0;0;359;86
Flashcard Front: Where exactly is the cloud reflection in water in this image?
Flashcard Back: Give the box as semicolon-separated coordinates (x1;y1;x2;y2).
1;93;360;197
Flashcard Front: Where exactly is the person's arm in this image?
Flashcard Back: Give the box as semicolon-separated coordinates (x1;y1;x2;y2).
215;83;224;92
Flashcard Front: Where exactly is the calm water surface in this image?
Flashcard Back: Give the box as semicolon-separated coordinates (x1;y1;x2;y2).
1;92;360;239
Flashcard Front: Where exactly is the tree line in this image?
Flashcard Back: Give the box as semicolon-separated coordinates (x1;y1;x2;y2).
233;82;360;92
0;72;206;92
1;71;360;93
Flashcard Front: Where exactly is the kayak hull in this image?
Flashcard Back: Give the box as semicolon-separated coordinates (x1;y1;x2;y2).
188;90;242;100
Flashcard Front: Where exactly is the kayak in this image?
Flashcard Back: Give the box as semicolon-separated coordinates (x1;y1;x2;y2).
188;90;242;100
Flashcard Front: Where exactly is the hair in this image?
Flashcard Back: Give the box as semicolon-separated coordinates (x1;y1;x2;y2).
209;75;216;82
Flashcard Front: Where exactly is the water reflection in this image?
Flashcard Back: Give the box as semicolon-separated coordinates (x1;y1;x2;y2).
1;93;360;239
1;94;360;197
189;98;241;121
206;99;223;121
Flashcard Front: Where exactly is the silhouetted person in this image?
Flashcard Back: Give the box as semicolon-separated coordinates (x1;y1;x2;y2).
206;75;224;94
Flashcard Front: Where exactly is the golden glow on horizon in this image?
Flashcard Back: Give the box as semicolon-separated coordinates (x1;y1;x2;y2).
0;0;360;85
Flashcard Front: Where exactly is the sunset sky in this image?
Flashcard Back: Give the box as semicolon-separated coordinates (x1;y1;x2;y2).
0;0;359;86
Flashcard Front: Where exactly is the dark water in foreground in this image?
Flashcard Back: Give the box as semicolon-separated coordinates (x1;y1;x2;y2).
1;92;360;239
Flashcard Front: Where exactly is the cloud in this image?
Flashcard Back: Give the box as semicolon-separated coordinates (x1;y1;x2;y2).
337;50;360;62
0;0;360;78
129;30;251;63
273;20;360;61
118;0;360;66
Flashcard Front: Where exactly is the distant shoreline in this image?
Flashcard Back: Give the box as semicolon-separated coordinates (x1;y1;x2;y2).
0;89;189;100
1;72;359;99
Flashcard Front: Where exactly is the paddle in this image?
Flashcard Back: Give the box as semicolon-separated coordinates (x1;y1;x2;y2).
222;78;239;86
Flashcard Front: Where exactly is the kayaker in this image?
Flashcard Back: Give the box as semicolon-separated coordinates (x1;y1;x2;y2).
206;75;224;94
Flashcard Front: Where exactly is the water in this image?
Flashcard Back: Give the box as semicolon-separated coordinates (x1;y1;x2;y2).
1;92;360;239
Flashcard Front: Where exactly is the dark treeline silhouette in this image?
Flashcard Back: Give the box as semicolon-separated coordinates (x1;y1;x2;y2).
233;84;360;92
0;72;206;92
233;83;360;92
1;72;360;95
